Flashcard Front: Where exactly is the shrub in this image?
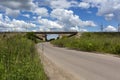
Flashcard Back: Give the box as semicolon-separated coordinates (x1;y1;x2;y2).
113;45;120;54
0;34;48;80
51;32;120;55
26;32;37;43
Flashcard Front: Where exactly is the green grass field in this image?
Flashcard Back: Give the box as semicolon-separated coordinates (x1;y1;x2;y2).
0;33;48;80
51;32;120;55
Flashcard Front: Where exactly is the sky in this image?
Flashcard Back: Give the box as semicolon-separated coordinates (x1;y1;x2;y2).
0;0;120;32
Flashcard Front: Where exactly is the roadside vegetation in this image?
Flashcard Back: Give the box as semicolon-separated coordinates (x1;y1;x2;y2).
0;33;48;80
51;32;120;55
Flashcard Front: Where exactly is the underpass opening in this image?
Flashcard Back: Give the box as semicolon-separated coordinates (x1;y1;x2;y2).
47;34;59;41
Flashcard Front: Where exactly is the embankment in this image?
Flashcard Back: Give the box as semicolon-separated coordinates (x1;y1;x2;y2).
51;32;120;55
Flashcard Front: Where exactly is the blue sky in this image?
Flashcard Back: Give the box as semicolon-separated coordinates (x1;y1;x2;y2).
0;0;120;32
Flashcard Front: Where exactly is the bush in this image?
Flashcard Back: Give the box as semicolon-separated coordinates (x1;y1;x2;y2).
0;34;48;80
51;32;120;55
26;32;37;43
113;45;120;54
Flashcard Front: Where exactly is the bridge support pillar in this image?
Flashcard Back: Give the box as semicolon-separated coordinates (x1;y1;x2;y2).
59;34;63;39
42;34;47;41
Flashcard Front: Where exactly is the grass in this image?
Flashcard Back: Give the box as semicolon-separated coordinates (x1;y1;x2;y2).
0;33;48;80
51;32;120;55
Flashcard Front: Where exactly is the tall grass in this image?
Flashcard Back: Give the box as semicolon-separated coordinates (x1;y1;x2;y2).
51;32;120;55
0;34;48;80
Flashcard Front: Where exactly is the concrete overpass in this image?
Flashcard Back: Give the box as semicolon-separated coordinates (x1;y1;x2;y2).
0;31;78;41
34;31;77;34
34;31;78;41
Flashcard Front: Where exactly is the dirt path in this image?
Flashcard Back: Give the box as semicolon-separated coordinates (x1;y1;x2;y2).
37;42;120;80
36;44;79;80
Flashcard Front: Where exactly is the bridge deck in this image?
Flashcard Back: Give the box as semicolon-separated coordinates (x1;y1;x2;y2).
35;31;77;34
0;31;78;34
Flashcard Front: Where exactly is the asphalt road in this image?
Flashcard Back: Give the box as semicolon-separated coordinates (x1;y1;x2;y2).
38;42;120;80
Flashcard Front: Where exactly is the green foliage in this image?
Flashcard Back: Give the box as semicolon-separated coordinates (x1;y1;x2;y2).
0;34;48;80
51;32;120;55
113;45;120;54
26;32;37;43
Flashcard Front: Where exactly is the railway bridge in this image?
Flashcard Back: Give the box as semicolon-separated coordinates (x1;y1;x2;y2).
34;31;78;41
0;31;78;41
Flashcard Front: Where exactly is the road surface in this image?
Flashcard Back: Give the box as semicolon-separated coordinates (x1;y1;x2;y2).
38;42;120;80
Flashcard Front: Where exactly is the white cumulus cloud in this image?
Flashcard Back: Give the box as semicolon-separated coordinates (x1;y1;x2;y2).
23;14;30;18
0;14;4;21
0;0;37;17
0;0;36;10
51;9;96;31
79;2;90;9
38;18;63;31
82;0;120;20
104;25;117;32
36;0;78;9
0;0;49;18
6;8;20;17
11;19;36;28
105;13;114;20
0;15;36;32
34;7;48;17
